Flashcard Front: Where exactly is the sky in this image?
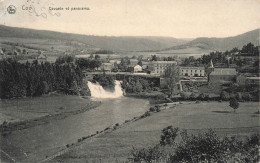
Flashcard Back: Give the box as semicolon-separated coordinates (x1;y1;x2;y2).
0;0;259;38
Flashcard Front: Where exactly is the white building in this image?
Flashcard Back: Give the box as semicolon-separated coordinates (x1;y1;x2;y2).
101;63;113;72
134;65;142;73
150;61;177;74
180;67;205;77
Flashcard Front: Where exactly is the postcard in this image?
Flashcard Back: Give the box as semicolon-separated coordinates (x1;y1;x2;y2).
0;0;259;162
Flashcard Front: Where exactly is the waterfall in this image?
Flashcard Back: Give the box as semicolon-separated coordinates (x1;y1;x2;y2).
87;80;123;98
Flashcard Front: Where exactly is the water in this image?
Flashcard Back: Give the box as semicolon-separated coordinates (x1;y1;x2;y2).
0;83;149;162
88;80;123;98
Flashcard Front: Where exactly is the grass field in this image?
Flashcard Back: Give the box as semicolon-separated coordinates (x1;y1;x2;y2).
0;95;94;124
55;101;260;162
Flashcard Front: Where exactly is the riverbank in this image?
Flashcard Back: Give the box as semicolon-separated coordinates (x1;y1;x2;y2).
0;96;150;162
124;91;168;104
53;101;260;162
0;95;101;134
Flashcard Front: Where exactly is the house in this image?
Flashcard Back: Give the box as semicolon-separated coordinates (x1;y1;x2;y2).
246;77;260;86
101;63;113;72
134;65;142;73
37;53;47;62
237;74;260;86
149;61;177;74
180;67;205;77
109;59;121;65
208;68;237;84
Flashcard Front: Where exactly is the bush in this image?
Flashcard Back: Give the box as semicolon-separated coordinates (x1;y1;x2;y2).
130;126;260;163
220;91;230;101
229;97;239;112
156;107;161;112
189;92;197;100
92;74;115;90
242;92;254;101
160;126;179;146
149;107;156;112
141;111;151;118
198;93;209;101
171;130;231;162
130;145;167;162
180;92;190;100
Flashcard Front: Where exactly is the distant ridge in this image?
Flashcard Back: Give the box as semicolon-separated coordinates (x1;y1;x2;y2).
164;29;260;51
0;25;187;51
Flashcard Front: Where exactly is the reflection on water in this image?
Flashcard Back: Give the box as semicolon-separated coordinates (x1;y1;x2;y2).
0;97;149;162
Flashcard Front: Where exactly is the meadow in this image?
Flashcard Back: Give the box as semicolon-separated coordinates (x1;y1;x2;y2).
0;95;94;124
55;101;259;162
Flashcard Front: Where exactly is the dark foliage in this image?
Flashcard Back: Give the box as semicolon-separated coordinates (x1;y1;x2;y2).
130;128;260;163
75;58;102;70
0;58;85;99
229;97;239;112
92;74;115;90
160;126;179;146
121;77;155;93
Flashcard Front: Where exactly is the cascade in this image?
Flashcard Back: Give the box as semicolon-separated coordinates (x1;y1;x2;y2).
87;80;123;98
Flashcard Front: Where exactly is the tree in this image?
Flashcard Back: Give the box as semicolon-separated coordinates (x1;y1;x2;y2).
94;54;100;60
220;91;230;101
151;55;158;61
229;97;239;112
160;126;179;146
164;65;180;97
146;64;154;74
89;54;94;59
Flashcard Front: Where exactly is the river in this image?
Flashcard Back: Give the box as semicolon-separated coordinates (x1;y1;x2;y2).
0;82;150;162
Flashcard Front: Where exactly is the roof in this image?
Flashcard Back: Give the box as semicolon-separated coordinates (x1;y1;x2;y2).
102;63;112;66
134;65;142;68
38;54;47;59
180;67;205;70
247;77;260;80
210;68;237;76
130;59;138;62
152;61;177;64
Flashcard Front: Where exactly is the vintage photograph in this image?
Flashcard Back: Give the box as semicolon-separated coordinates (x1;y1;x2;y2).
0;0;259;162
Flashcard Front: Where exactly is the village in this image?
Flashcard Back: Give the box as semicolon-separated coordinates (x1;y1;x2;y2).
0;41;259;99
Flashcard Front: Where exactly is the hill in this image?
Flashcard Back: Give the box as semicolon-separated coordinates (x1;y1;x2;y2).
165;29;260;51
0;25;186;51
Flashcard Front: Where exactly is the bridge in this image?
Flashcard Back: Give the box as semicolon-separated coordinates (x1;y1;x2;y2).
83;71;208;90
82;71;160;78
83;71;161;87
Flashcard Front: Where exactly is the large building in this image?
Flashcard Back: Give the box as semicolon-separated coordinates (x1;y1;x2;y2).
100;63;113;72
149;61;177;74
180;67;205;77
237;75;260;86
208;68;237;84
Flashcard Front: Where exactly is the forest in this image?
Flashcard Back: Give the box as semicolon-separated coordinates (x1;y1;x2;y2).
0;58;86;99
